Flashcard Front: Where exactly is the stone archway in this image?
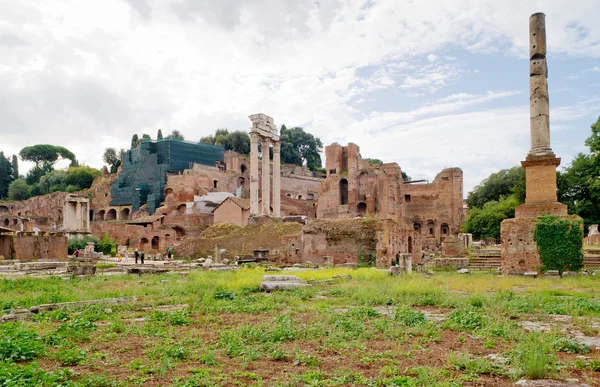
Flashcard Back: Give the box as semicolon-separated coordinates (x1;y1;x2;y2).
3;219;8;227
106;209;117;221
177;204;186;215
96;210;105;221
140;237;149;251
426;220;435;237
440;223;449;236
357;202;367;217
151;236;159;250
165;188;173;195
120;208;131;220
171;226;185;240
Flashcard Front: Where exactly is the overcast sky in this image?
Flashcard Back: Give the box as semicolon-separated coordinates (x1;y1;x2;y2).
1;0;599;195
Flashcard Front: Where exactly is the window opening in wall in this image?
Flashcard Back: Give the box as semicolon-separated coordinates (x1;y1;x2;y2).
429;228;434;235
408;236;413;253
339;179;349;205
404;194;411;202
213;180;218;188
357;202;367;217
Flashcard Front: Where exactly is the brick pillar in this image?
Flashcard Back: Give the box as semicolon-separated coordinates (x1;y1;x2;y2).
273;141;281;217
261;138;271;215
250;132;260;215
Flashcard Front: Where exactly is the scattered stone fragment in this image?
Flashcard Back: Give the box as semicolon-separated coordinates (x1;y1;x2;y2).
457;268;470;274
545;270;560;277
260;275;311;292
514;380;591;386
202;258;213;269
388;266;402;276
524;271;538;278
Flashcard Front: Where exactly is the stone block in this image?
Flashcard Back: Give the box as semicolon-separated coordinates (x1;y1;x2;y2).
260;281;310;292
262;275;302;282
530;58;548;77
524;271;538;278
529;13;547;58
545;270;560;277
457;268;470;274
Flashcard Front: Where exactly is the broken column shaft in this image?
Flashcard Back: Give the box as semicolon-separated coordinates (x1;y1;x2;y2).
528;13;553;157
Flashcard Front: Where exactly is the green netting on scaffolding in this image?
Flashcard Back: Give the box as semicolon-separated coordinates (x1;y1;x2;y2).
110;139;224;214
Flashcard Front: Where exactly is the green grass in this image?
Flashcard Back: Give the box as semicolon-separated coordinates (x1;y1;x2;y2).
0;268;599;385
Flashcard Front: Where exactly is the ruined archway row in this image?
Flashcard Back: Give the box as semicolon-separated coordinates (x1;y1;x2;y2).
93;206;132;221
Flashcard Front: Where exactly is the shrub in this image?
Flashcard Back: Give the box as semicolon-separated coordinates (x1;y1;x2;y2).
534;215;583;274
512;333;556;379
446;308;485;331
0;323;45;362
394;308;426;326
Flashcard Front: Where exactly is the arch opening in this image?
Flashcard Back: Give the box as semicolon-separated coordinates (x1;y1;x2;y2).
140;237;149;251
357;202;367;217
151;236;159;250
106;209;117;221
340;179;348;205
120;208;131;220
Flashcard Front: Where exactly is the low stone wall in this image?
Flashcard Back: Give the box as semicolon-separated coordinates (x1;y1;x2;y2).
13;233;68;261
430;258;468;269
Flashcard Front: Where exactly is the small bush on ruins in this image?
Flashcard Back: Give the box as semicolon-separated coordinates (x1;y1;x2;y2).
534;215;583;274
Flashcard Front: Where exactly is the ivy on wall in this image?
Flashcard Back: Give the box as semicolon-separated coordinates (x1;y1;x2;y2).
534;215;583;274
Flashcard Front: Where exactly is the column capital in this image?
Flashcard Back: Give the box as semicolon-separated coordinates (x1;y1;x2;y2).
273;141;281;153
261;137;271;145
250;132;260;143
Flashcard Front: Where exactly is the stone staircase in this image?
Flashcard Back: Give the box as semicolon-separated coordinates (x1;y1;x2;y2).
584;248;600;269
469;249;501;271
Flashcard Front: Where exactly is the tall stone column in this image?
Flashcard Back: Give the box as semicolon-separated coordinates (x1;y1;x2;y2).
529;13;552;157
273;141;281;217
261;138;271;215
250;132;260;215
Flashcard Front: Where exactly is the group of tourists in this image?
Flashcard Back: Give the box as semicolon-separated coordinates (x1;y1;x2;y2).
113;246;174;264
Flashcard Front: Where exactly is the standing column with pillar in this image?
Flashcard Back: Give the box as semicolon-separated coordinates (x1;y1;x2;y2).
249;113;280;217
249;132;260;215
273;141;281;217
261;138;271;215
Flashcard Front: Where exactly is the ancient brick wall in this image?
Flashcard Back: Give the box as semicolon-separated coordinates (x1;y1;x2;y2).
404;168;464;245
302;218;419;267
317;143;404;219
13;233;68;261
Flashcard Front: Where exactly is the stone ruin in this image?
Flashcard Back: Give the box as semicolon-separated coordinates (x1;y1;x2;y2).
500;13;581;275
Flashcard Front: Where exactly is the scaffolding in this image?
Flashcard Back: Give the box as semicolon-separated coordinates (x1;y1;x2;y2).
110;139;224;214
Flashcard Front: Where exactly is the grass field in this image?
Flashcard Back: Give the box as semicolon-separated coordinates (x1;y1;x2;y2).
1;268;599;386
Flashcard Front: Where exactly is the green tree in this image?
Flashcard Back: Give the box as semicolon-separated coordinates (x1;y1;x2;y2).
466;167;525;209
365;158;383;165
280;126;323;170
0;152;14;199
462;196;520;240
8;179;29;201
141;134;152;141
131;134;140;149
65;166;101;191
166;130;184;140
103;148;121;174
402;171;411;182
157;129;163;140
37;170;68;194
11;155;18;179
19;145;76;171
200;129;250;154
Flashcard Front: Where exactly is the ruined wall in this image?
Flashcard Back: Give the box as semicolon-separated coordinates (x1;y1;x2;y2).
12;233;68;261
302;218;419;267
404;168;464;244
281;194;318;218
317;143;404;219
1;193;91;233
281;175;322;201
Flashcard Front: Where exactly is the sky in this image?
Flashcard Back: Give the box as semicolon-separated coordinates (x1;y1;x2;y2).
1;0;599;195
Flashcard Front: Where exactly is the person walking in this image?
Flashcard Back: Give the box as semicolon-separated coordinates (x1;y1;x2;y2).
140;251;145;264
74;249;80;258
167;247;172;260
134;248;139;264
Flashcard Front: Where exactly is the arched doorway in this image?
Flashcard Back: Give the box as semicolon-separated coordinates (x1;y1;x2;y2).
297;195;303;200
106;209;117;221
177;204;186;215
89;210;94;222
165;188;173;195
151;236;159;250
3;219;8;227
440;224;449;236
413;222;421;233
96;210;105;221
426;220;435;236
140;237;149;251
0;206;9;214
240;164;247;173
357;202;367;217
172;226;185;240
340;179;348;205
120;208;130;220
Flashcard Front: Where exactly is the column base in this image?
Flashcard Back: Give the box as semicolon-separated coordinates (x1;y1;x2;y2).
521;155;561;205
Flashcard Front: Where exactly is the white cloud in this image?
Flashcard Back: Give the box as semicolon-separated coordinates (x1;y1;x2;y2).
0;0;598;195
